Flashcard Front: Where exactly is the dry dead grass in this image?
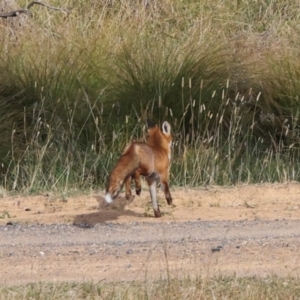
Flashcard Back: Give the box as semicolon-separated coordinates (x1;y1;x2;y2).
1;276;300;300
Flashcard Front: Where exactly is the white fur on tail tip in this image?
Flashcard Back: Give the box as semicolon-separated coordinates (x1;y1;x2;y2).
105;193;113;203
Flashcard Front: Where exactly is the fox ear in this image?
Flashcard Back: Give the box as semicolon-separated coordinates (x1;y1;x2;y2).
162;121;171;135
146;119;157;129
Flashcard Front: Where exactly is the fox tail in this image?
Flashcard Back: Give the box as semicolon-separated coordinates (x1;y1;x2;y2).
105;144;139;203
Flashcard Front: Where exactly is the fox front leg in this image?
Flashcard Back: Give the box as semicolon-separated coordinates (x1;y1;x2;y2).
146;178;161;218
160;173;172;205
161;181;172;205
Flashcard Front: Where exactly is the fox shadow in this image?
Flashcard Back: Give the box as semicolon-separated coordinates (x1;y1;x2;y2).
73;194;143;225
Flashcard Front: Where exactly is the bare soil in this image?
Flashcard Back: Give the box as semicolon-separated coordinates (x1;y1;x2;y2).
1;182;300;286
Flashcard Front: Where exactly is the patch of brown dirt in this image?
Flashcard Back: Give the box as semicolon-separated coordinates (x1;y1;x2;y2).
0;182;300;286
1;182;300;224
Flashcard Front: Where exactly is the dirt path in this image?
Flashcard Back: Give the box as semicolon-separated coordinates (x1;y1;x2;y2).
1;183;300;285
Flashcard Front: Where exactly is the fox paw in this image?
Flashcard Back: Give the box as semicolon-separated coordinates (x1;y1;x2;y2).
154;209;162;218
166;197;173;205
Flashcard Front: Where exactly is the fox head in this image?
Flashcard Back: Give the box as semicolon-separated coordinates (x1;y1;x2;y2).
146;120;172;152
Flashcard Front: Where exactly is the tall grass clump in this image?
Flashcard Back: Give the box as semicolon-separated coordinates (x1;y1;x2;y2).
1;0;300;192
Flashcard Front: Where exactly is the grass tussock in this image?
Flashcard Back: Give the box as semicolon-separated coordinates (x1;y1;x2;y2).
1;276;300;300
1;0;300;192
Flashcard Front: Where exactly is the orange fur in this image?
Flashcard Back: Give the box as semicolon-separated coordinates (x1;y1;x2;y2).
105;120;172;217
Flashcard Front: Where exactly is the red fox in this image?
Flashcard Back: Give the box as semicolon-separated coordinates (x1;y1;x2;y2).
105;120;173;217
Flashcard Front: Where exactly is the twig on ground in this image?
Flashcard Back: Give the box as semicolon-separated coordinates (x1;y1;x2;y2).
0;1;70;18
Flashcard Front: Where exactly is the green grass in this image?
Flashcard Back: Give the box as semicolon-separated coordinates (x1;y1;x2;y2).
1;276;300;299
1;0;300;192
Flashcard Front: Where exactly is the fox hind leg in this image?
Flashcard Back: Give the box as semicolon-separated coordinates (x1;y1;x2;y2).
134;170;142;196
125;171;141;200
125;176;132;200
